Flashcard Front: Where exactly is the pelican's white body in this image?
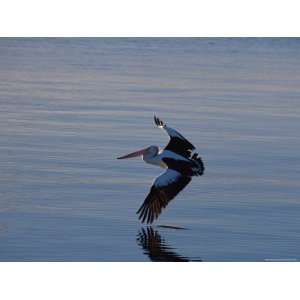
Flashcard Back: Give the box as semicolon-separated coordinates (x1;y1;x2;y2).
142;146;189;169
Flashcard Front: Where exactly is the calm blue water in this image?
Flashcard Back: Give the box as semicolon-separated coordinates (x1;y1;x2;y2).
0;38;300;261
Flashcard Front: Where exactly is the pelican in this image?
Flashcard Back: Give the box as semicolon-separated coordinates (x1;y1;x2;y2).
117;116;205;224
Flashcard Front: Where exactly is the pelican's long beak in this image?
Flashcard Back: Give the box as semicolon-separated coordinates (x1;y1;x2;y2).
117;147;148;159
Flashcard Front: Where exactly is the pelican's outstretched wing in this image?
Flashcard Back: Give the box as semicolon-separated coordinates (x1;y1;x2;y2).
154;115;195;158
137;169;191;224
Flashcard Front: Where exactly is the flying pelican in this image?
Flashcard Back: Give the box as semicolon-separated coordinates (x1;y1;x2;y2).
117;116;205;224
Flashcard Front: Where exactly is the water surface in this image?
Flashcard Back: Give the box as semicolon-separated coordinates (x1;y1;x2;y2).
0;38;300;261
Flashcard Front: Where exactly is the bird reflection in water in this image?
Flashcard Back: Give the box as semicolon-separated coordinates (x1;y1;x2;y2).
137;227;202;262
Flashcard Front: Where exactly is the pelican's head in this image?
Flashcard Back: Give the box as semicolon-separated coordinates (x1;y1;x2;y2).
117;145;159;160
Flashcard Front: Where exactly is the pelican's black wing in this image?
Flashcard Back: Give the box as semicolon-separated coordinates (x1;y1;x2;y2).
154;116;195;159
136;169;191;224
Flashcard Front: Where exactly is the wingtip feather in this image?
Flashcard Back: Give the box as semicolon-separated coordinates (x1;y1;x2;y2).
154;115;165;128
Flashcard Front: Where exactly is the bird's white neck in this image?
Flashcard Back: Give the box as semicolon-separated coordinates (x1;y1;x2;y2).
143;153;167;168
